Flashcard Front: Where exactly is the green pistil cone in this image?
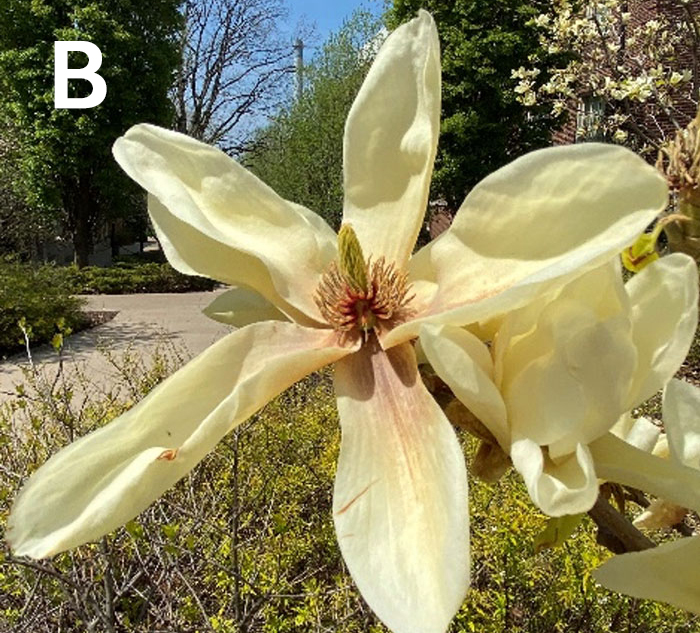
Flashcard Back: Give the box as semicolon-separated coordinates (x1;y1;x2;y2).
338;224;368;292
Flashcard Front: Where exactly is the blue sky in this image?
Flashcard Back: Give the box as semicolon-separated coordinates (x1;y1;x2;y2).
286;0;384;45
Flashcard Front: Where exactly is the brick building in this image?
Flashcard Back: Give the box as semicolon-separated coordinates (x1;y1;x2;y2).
553;0;699;146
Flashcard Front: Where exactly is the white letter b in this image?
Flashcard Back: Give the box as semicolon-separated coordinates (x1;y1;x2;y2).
54;41;107;109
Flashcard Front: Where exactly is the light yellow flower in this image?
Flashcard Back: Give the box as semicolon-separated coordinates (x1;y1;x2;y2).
420;255;698;517
7;10;672;633
594;380;700;614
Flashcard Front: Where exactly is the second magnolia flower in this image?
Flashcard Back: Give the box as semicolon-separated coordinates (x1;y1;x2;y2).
421;253;697;517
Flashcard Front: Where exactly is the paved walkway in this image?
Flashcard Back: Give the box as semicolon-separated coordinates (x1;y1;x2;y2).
0;291;231;402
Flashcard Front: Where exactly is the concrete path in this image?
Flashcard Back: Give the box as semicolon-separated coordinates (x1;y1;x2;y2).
0;290;231;402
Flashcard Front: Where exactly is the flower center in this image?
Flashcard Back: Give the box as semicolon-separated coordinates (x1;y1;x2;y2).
314;226;414;334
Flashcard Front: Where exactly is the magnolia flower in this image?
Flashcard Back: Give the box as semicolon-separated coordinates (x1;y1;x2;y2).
7;10;673;633
420;254;698;517
595;380;700;613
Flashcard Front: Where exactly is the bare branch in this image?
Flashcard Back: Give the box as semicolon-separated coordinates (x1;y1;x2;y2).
172;0;303;151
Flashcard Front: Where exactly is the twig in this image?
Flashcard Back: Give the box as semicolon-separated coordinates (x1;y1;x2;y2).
98;539;117;633
588;495;655;554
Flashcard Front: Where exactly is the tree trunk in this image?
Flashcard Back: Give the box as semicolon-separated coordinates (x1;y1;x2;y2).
110;222;119;258
64;179;95;268
73;215;93;268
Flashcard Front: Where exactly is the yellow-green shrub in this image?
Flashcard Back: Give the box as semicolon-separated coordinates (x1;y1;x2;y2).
1;346;698;632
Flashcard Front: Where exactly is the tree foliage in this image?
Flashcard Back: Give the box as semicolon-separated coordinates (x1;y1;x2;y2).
388;0;563;208
246;11;383;231
0;0;182;265
0;125;54;258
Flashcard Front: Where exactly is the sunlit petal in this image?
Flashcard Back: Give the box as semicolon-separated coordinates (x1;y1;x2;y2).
664;379;700;468
8;323;354;558
343;10;440;267
114;124;337;322
594;537;700;614
590;432;700;512
625;254;699;408
148;196;315;325
611;413;661;454
333;340;469;633
388;143;667;346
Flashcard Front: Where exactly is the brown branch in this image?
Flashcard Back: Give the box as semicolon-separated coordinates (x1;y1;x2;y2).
588;494;656;554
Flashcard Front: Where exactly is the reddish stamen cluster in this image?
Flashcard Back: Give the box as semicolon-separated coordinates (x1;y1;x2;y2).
315;257;414;333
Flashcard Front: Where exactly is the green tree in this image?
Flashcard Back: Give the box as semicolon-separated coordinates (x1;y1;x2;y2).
0;124;53;258
0;0;182;266
246;11;383;231
388;0;562;208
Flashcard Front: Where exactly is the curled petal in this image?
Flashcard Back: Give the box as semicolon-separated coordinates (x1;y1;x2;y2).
149;196;314;325
388;143;667;346
419;323;509;448
511;439;598;516
8;323;354;558
594;537;700;614
625;254;699;408
343;10;440;267
334;340;469;633
114;124;337;323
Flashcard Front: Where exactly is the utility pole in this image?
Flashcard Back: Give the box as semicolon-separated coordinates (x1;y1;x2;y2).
294;38;304;100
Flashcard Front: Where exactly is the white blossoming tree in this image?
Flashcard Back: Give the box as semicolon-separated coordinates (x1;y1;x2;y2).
513;0;699;151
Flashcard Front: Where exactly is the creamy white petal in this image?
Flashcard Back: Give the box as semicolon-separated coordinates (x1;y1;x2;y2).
148;196;315;326
387;143;667;346
664;380;700;469
591;432;700;512
495;260;629;392
203;287;288;327
334;340;469;633
419;323;509;448
342;10;440;267
511;439;598;516
8;323;354;559
594;536;700;614
504;304;636;456
611;414;661;454
625;254;699;408
113;124;337;322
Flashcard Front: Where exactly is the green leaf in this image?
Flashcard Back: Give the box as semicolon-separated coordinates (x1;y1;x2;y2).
533;513;584;554
50;333;63;351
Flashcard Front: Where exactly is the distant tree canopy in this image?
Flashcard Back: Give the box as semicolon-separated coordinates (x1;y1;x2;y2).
388;0;562;209
0;0;182;265
173;0;296;155
246;11;383;231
